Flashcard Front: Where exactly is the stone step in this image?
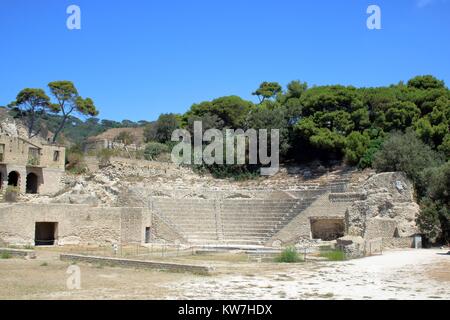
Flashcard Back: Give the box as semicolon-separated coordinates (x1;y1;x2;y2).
222;233;271;237
221;216;293;221
221;214;293;218
189;239;263;245
185;235;219;238
221;204;299;209
222;207;299;211
176;225;276;230
156;209;215;213
162;216;216;221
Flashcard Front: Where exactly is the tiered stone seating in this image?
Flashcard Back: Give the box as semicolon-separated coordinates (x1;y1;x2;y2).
153;196;322;245
153;198;219;243
220;198;317;244
151;171;357;245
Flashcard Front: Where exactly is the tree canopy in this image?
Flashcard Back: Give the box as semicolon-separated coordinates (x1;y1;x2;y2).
48;81;99;143
8;88;54;138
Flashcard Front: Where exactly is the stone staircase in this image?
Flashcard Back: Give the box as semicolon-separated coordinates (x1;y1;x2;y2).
220;198;319;245
150;170;358;246
153;196;325;245
153;199;218;243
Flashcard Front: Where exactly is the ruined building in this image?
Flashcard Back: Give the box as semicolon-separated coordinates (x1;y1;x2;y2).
83;127;145;154
0;157;421;250
0;120;65;195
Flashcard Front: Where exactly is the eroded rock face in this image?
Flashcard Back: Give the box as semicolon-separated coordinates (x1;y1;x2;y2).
337;236;366;259
346;172;420;239
0;118;20;137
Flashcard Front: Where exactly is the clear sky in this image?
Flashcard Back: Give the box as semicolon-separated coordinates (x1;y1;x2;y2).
0;0;449;122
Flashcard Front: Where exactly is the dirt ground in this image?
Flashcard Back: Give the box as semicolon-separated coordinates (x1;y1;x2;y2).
0;248;448;300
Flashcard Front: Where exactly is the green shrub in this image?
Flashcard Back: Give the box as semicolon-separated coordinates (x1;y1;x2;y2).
144;142;170;160
96;148;116;167
320;249;346;261
134;149;145;160
27;156;40;166
275;247;302;263
358;138;384;169
416;198;444;242
373;130;443;196
1;252;12;259
194;164;260;181
4;186;20;203
114;131;136;145
5;186;19;193
438;134;450;159
5;186;20;193
344;132;370;165
66;151;87;174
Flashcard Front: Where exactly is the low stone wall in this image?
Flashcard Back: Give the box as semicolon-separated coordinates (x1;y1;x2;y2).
382;237;414;249
329;192;366;203
60;254;212;275
0;248;35;259
365;218;398;239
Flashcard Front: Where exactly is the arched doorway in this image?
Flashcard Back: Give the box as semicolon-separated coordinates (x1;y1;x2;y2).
26;173;39;194
7;171;20;187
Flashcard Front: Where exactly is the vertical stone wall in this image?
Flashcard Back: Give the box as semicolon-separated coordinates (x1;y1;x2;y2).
0;204;151;246
346;172;420;240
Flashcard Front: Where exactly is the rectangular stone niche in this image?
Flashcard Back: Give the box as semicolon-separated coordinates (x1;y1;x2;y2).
310;217;345;241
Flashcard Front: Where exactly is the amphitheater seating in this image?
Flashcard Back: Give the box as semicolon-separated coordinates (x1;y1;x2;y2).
152;172;355;245
220;198;317;244
153;196;323;245
153;198;218;243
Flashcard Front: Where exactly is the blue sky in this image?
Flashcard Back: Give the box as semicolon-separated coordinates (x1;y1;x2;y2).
0;0;449;122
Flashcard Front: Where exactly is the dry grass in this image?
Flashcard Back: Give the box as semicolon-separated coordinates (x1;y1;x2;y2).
0;256;190;300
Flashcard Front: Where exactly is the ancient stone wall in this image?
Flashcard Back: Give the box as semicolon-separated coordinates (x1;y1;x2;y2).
0;203;151;246
0;136;65;170
345;172;419;243
60;254;212;275
267;193;354;245
0;135;65;195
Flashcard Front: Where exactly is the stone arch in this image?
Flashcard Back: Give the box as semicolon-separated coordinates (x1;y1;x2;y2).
26;173;39;194
7;171;20;187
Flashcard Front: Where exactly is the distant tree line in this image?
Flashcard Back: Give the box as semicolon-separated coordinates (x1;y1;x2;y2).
145;76;449;165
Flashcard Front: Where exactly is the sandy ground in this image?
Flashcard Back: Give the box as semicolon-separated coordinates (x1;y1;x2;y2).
0;248;448;300
170;249;450;300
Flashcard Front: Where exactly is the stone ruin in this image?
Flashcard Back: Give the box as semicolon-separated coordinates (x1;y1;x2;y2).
0;157;422;252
